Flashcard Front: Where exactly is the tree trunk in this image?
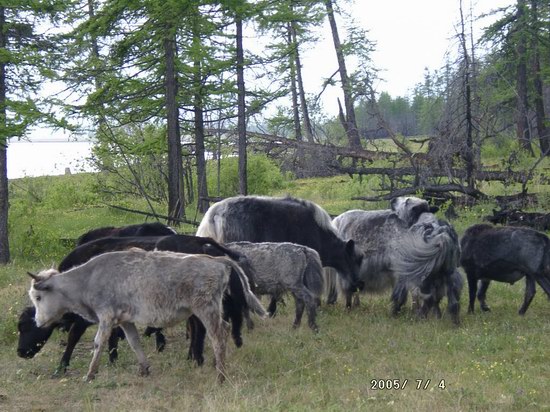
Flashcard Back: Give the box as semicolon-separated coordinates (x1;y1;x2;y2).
324;0;362;149
530;0;550;155
192;23;209;213
0;6;10;264
236;15;247;195
164;32;185;222
459;0;476;188
515;0;533;154
287;22;302;142
290;16;314;143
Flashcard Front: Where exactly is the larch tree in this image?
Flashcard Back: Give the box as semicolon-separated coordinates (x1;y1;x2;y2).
323;0;362;149
0;2;67;264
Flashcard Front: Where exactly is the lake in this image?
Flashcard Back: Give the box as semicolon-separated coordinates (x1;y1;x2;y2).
7;140;96;179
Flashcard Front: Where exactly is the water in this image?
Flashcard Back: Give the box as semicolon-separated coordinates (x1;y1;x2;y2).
7;140;96;179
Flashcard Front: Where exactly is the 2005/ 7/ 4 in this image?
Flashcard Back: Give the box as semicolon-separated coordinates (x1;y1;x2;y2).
370;379;447;390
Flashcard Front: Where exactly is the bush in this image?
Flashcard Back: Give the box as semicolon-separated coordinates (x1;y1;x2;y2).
206;154;286;197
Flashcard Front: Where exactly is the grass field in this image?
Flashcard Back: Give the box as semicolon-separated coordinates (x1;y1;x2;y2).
1;172;549;411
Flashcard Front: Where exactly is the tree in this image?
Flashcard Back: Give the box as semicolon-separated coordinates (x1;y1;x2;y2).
0;2;66;263
0;5;8;264
324;0;361;149
458;0;476;188
529;0;549;154
481;1;550;155
236;10;247;195
514;0;533;153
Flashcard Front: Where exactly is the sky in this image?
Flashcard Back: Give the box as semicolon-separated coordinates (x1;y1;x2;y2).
24;0;515;142
300;0;514;108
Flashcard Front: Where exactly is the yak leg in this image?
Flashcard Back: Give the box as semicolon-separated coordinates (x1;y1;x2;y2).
267;296;278;317
55;320;88;376
532;272;550;298
418;295;434;319
119;322;150;377
391;283;408;316
107;327;124;364
466;271;478;313
447;282;461;326
326;286;338;305
518;276;536;316
305;296;319;333
243;307;255;330
187;316;205;366
222;295;243;348
195;308;229;383
345;289;355;309
292;293;306;329
477;280;491;312
144;327;166;352
85;321;112;382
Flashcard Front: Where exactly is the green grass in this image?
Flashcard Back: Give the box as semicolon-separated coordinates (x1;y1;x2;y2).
1;170;550;411
1;281;549;411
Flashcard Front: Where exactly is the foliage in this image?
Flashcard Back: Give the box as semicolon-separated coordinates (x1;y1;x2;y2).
206;153;286;197
90;124;170;204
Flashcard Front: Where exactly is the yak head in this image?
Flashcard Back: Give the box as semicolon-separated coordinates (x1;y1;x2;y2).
17;306;55;359
390;196;439;227
27;269;64;328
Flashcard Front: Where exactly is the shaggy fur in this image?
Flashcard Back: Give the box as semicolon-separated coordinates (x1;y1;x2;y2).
196;195;363;291
328;197;461;322
228;241;324;332
460;223;550;315
29;250;266;382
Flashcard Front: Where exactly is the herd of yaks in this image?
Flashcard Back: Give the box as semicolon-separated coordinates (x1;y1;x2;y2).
19;195;550;382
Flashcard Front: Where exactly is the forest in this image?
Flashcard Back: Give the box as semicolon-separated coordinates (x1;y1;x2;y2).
0;0;549;264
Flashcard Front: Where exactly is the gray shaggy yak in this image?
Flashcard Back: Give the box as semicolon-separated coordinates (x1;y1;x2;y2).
460;223;550;315
227;241;324;332
28;249;266;383
328;197;462;323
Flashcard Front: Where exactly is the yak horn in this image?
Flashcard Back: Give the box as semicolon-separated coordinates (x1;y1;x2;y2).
27;271;40;281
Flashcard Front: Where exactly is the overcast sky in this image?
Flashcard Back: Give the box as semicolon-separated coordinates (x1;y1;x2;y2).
26;0;515;141
301;0;514;110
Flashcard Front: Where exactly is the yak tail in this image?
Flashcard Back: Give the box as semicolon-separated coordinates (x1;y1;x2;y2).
201;238;246;262
225;259;267;318
302;250;324;299
392;224;460;288
447;269;464;324
323;267;340;304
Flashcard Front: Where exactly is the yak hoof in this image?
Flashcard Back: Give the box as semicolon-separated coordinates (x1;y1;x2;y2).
309;324;319;333
53;366;67;377
139;365;150;377
84;373;96;383
480;305;491;312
